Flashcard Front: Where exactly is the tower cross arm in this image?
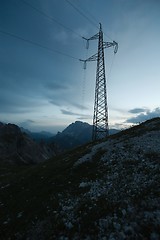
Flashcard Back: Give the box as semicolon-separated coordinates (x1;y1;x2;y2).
82;33;99;41
103;41;118;54
82;33;99;49
79;53;98;69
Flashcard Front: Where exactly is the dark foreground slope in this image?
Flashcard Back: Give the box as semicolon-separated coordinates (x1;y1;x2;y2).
0;118;160;239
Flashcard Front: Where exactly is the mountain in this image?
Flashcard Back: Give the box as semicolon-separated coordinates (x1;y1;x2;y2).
51;121;92;151
20;128;55;143
0;117;159;239
52;121;119;151
0;121;119;164
109;128;120;135
0;122;55;164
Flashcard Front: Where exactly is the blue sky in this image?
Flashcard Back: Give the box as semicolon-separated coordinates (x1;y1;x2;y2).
0;0;160;133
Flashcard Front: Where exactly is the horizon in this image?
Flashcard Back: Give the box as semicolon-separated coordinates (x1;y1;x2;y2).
1;117;158;135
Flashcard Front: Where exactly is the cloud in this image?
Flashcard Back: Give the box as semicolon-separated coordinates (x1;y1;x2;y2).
23;120;35;124
109;123;128;130
45;82;68;91
49;100;62;107
126;107;160;123
77;116;91;120
70;102;88;110
49;97;70;107
0;94;40;114
61;109;91;119
19;119;36;128
61;109;78;116
129;107;148;114
48;93;89;111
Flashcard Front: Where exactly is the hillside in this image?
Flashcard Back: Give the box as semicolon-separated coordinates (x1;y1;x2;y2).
0;123;55;164
0;118;160;239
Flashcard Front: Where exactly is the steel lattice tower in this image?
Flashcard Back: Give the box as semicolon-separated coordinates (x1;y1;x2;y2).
80;23;118;141
93;24;108;141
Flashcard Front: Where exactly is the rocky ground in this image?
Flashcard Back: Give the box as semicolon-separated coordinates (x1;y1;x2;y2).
0;118;160;239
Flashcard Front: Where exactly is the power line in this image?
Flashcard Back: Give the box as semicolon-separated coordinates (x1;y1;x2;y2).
107;53;116;81
0;29;79;60
103;32;113;41
65;0;113;41
76;2;114;41
19;0;82;38
65;0;99;30
72;1;99;27
20;0;113;42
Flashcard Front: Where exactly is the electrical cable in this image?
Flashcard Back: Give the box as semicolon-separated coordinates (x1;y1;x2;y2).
73;1;99;27
80;38;89;113
103;32;113;42
21;0;113;42
0;29;79;60
65;0;99;30
19;0;83;38
65;0;114;41
107;53;116;81
22;0;114;42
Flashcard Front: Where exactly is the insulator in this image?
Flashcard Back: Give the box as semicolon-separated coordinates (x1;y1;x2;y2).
86;40;89;49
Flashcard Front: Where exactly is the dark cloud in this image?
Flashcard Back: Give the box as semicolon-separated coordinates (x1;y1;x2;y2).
71;102;88;110
61;109;79;116
49;100;62;107
0;94;39;114
129;107;148;114
126;108;160;123
61;109;91;119
48;96;88;111
77;116;91;120
45;82;68;91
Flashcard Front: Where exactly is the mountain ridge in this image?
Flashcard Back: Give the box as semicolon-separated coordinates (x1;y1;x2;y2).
0;121;120;164
51;121;120;151
0;122;55;164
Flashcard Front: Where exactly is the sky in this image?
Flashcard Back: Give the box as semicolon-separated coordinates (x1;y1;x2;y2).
0;0;160;133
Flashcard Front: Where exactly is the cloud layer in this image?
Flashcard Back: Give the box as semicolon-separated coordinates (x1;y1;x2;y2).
128;108;148;114
126;108;160;124
61;109;91;119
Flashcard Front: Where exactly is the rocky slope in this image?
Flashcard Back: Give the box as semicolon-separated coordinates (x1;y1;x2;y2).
0;118;160;239
0;122;55;164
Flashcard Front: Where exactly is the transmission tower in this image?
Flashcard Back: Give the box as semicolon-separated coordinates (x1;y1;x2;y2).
80;23;118;141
